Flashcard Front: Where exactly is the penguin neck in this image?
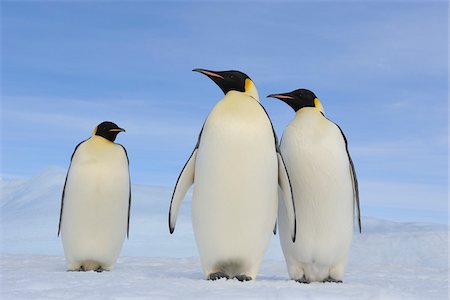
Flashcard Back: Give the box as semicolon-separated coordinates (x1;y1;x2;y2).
91;134;114;144
295;107;325;123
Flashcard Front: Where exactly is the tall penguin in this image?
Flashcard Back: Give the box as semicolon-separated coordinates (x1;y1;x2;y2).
58;121;131;272
169;69;296;281
268;89;361;283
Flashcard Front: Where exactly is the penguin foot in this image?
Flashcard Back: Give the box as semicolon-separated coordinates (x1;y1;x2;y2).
323;277;343;283
95;267;105;273
208;272;230;281
234;274;252;282
67;267;85;272
295;276;310;284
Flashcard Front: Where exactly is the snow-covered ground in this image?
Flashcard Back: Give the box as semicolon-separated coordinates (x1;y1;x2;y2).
1;167;448;299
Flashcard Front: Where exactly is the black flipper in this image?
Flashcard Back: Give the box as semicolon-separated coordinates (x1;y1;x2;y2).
119;145;132;239
58;140;85;237
333;122;361;234
273;218;277;235
169;126;204;234
257;101;297;242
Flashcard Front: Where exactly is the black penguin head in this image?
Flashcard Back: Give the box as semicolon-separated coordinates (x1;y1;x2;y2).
94;121;125;142
193;68;254;96
267;89;324;113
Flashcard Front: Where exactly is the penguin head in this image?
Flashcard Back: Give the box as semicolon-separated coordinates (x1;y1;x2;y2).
193;68;259;101
267;89;325;114
93;121;125;142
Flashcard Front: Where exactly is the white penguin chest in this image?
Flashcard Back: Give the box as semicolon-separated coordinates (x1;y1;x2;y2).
192;91;278;227
281;109;349;186
280;109;353;230
198;92;276;166
67;137;129;204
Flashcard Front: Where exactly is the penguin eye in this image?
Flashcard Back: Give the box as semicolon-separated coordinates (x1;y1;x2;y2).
229;75;235;79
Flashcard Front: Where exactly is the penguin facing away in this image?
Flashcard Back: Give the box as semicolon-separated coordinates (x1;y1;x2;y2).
268;89;361;283
58;121;131;272
169;69;297;281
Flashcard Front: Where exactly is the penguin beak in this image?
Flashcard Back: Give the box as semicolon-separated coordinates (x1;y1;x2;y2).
192;68;225;80
267;93;295;100
267;93;298;112
109;128;126;133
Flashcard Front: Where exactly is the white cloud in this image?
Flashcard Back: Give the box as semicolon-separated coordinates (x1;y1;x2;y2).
1;95;202;140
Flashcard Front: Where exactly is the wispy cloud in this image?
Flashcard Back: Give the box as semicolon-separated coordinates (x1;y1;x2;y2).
1;1;447;198
2;95;202;138
1;94;205;184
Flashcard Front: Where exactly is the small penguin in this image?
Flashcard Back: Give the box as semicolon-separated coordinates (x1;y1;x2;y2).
58;121;131;272
169;69;296;281
268;89;361;283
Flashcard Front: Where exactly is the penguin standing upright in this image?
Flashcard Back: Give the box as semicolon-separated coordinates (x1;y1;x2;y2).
58;121;131;272
169;69;296;281
268;89;361;283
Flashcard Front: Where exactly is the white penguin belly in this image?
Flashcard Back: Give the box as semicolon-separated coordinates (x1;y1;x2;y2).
192;93;278;278
278;109;353;281
61;138;129;270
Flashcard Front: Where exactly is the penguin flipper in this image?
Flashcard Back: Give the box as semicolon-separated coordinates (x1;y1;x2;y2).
273;219;277;235
334;123;362;234
277;152;297;242
119;145;132;239
349;155;361;233
58;171;70;237
58;141;85;237
169;148;198;234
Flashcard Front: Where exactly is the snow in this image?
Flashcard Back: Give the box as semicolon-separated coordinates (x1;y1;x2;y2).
1;167;448;299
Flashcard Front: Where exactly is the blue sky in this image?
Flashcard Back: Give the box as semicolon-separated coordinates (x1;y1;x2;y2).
1;1;448;223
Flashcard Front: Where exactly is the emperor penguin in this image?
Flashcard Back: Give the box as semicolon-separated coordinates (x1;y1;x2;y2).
268;89;361;283
169;69;296;281
58;121;131;272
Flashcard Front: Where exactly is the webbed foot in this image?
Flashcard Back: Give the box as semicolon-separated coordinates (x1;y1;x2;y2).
208;272;230;281
295;276;310;284
234;274;252;282
323;277;343;283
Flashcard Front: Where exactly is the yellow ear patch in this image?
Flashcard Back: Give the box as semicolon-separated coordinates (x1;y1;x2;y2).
92;126;98;135
314;98;325;114
244;78;252;92
244;78;260;101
